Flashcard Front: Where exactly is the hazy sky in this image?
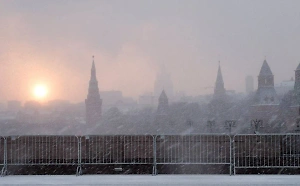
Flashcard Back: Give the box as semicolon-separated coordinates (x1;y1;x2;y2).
1;0;300;103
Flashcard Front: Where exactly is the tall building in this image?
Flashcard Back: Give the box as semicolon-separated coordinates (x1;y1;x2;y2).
253;60;279;105
85;57;102;126
289;63;300;120
155;90;169;134
214;63;226;99
157;90;169;116
250;60;280;132
208;62;231;133
245;76;254;94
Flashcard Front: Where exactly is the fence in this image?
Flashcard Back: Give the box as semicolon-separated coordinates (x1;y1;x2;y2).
154;135;232;174
0;137;5;176
233;134;300;174
0;134;300;176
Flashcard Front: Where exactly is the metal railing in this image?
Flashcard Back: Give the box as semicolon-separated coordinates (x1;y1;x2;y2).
154;134;232;175
155;134;231;164
0;137;6;176
0;134;299;176
6;135;79;166
233;134;300;174
80;135;154;165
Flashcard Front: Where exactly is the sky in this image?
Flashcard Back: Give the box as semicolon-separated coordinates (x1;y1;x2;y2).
0;0;300;103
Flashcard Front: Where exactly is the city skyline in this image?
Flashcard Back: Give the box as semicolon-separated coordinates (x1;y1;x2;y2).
1;0;299;102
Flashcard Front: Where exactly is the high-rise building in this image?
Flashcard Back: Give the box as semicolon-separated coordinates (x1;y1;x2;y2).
157;90;169;116
85;57;102;126
155;90;169;134
245;76;254;94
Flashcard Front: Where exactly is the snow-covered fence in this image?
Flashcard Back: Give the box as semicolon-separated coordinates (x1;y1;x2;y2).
154;134;232;173
80;135;154;166
5;135;79;166
233;134;300;174
1;134;300;175
0;136;6;176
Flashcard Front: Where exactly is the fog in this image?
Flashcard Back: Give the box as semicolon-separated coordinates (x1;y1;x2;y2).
1;0;299;102
2;1;300;178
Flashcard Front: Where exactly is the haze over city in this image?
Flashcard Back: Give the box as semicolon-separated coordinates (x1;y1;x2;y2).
1;0;299;103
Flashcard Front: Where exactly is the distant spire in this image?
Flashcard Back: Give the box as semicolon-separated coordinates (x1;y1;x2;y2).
159;89;168;102
216;62;224;86
91;56;97;82
214;62;225;98
86;56;102;126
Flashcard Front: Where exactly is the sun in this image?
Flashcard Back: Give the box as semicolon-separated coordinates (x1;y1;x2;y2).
33;84;48;99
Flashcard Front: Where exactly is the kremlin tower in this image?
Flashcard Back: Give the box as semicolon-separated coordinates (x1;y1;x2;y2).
85;57;102;126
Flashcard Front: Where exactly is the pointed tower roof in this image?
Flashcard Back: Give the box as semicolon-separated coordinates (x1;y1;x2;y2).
90;56;97;82
259;60;273;76
159;90;168;100
86;56;102;126
157;90;169;116
216;62;224;85
296;63;300;71
214;62;225;98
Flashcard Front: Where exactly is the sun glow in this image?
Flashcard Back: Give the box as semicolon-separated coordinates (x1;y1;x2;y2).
33;84;48;99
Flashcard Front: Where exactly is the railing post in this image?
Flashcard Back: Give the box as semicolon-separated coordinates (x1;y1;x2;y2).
152;135;157;176
232;135;236;175
76;136;82;176
229;135;232;175
1;137;7;177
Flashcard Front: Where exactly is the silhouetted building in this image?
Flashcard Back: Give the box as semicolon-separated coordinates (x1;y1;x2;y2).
245;76;254;94
157;90;169;116
214;63;226;99
85;58;102;126
155;90;169;134
275;78;294;97
288;63;300;129
253;60;279;105
208;63;233;133
251;60;280;132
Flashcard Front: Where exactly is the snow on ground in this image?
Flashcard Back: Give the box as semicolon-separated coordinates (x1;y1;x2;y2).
0;175;300;185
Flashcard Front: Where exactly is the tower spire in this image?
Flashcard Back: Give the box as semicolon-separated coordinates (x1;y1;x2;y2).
85;56;102;126
214;61;225;98
254;59;278;105
91;56;97;82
